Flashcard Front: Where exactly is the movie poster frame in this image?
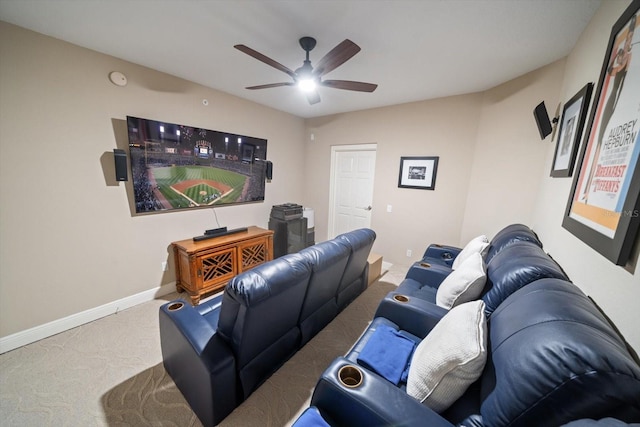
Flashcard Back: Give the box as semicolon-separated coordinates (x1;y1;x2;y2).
550;83;593;177
562;0;640;266
398;156;439;190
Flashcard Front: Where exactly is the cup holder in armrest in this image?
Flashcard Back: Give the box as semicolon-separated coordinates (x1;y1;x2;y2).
338;365;363;388
419;262;431;268
167;302;185;311
393;294;410;303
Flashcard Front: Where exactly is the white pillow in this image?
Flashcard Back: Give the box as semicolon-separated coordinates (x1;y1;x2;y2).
406;300;488;413
452;235;489;270
436;252;486;309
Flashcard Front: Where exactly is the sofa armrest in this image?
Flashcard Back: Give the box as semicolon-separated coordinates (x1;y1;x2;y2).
405;262;451;288
422;244;462;265
311;357;454;427
374;292;447;338
161;300;219;354
159;300;238;427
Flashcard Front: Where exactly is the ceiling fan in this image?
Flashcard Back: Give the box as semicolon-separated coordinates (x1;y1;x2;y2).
234;37;378;105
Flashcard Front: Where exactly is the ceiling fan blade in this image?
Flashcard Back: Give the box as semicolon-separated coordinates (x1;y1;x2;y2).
321;80;378;92
305;90;321;105
246;82;294;90
234;44;296;78
313;39;361;77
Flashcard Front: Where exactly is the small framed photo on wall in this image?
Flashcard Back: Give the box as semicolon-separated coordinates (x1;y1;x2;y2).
398;156;439;190
550;82;593;177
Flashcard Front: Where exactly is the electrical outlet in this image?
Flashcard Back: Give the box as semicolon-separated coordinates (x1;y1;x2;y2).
387;204;393;213
161;261;168;271
406;249;412;257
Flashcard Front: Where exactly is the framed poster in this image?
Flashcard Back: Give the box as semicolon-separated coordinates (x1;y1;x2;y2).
562;0;640;266
550;83;593;177
398;156;439;190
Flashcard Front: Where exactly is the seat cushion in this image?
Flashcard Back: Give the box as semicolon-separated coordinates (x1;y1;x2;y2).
436;252;486;309
407;300;488;413
452;235;489;270
396;278;438;303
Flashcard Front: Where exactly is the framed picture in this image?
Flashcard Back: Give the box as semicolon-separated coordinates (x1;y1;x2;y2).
550;82;593;177
398;156;439;190
562;0;640;266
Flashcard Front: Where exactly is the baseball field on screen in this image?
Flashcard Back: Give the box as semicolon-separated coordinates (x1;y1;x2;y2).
151;165;246;209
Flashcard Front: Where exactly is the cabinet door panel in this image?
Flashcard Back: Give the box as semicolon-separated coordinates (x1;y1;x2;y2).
239;237;272;271
199;247;236;286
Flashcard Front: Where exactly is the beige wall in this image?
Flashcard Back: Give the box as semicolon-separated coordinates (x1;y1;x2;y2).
1;0;638;352
304;95;483;264
0;22;306;338
303;60;566;263
460;59;565;240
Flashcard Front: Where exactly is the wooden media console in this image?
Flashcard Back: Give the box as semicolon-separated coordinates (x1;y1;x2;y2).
172;226;274;304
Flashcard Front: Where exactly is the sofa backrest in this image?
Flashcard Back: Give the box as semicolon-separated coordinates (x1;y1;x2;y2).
481;241;567;315
479;278;640;425
335;228;377;309
217;252;312;398
216;228;376;399
485;223;542;264
298;239;351;345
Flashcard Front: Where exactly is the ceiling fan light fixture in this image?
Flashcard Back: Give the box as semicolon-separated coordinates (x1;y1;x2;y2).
235;37;376;105
298;78;317;92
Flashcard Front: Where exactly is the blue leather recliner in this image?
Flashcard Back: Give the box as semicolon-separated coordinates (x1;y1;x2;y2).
159;228;376;426
293;225;640;426
299;278;640;426
393;225;567;314
412;223;542;269
404;223;544;288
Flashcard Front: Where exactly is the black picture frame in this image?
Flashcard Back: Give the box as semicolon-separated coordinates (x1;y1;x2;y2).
562;0;640;266
398;156;439;190
550;82;593;177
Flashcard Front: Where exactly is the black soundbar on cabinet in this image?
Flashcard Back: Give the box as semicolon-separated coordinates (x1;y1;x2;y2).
193;227;248;242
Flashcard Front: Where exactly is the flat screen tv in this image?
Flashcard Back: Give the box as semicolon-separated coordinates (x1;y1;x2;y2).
127;116;268;214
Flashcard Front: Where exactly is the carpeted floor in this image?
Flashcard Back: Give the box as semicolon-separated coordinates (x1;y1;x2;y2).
0;265;406;426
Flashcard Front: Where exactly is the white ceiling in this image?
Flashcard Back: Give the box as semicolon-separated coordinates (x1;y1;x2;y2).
0;0;602;119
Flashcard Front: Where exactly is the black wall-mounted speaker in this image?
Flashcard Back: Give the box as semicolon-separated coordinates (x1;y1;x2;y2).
533;101;553;140
265;161;273;180
114;148;128;181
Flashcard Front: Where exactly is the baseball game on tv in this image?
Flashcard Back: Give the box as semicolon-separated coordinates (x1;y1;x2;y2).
127;116;268;214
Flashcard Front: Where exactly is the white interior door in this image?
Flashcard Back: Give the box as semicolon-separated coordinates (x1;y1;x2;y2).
329;144;377;238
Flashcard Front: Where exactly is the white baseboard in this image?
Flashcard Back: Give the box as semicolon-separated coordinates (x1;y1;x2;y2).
0;282;176;354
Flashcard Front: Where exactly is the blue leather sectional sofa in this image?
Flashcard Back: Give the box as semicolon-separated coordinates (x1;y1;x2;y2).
159;228;376;427
294;224;640;426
